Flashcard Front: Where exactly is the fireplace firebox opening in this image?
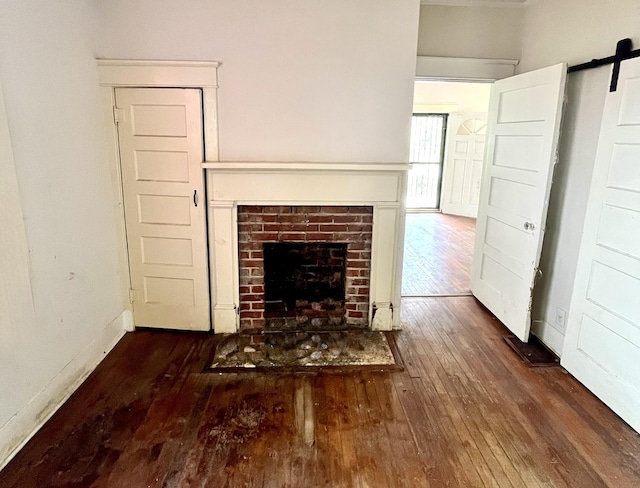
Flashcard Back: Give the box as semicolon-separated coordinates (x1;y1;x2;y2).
263;242;347;329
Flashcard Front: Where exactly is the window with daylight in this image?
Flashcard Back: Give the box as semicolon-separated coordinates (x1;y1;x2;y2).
406;113;448;209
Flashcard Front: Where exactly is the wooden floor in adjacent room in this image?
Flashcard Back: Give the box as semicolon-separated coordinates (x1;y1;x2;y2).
1;297;639;488
402;212;476;296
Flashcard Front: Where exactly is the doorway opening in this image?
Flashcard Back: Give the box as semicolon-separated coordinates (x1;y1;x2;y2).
402;80;492;297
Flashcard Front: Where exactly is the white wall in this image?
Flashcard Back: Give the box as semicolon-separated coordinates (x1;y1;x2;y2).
0;0;126;467
521;0;640;354
417;5;523;60
96;0;421;163
413;81;491;113
518;0;640;73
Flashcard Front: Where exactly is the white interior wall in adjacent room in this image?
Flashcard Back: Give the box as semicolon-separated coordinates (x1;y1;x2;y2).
417;5;524;60
0;1;127;467
413;81;491;113
96;0;421;163
520;0;640;355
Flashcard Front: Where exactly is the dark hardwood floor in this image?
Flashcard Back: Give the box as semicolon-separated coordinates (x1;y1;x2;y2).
1;297;639;487
402;212;476;296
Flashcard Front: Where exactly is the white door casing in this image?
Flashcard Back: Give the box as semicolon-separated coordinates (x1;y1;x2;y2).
116;87;210;331
441;113;487;218
471;64;567;342
561;58;640;433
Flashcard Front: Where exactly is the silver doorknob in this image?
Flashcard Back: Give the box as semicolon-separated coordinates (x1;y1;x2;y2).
524;222;536;230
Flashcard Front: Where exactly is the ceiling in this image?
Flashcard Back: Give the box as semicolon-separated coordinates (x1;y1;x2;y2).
420;0;530;6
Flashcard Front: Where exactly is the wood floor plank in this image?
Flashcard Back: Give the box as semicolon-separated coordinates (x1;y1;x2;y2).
350;373;391;488
322;375;351;488
262;374;296;488
290;375;317;487
311;375;332;488
373;374;430;487
333;376;362;488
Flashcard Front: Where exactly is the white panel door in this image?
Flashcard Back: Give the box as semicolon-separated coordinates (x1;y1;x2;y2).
116;88;210;331
471;64;567;342
562;58;640;433
441;113;487;218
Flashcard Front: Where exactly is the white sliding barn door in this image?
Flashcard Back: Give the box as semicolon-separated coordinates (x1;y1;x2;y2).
471;64;567;342
441;113;487;218
562;58;640;433
116;88;210;331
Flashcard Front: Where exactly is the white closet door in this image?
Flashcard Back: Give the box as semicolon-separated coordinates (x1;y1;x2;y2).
471;64;567;342
562;58;640;433
116;88;210;331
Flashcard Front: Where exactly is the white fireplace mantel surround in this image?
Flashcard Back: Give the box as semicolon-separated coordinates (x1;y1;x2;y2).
203;161;409;333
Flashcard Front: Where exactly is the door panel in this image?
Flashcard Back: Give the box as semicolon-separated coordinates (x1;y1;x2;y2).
471;64;567;342
116;88;210;331
493;135;543;171
441;113;487;218
562;58;640;433
135;150;190;182
129;104;188;136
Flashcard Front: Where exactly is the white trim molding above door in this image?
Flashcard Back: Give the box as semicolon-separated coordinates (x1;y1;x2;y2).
97;60;220;161
416;56;519;82
97;59;220;330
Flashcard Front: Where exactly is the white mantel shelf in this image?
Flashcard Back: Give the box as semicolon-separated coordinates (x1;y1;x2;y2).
202;161;411;171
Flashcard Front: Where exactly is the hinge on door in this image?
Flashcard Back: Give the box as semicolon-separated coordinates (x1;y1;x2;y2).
113;107;125;124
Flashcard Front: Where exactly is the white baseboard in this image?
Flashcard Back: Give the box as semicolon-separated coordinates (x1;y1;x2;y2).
122;309;135;332
0;310;129;471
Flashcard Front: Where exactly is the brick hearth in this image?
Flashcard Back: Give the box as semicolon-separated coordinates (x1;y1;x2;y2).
237;205;373;332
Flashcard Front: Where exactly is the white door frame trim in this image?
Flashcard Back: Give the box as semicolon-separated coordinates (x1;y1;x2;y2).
416;56;519;82
97;59;220;319
97;59;220;161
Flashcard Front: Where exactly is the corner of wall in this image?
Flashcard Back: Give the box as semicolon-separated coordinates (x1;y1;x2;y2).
0;310;129;471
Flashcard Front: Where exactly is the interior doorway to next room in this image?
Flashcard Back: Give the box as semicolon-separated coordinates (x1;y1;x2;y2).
402;80;492;297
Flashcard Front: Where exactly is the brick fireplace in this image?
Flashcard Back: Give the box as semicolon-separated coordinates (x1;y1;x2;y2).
204;161;408;334
237;205;373;332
